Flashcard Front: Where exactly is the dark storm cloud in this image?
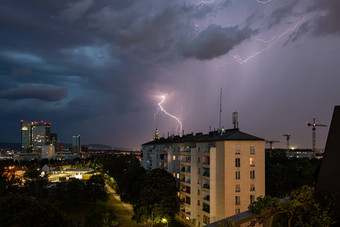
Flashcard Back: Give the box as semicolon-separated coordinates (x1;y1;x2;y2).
0;85;67;102
267;2;298;29
264;0;340;43
10;68;32;77
87;1;216;52
309;1;340;36
179;25;254;60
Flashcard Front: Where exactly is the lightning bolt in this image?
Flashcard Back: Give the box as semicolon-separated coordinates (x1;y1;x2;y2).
197;0;214;6
234;17;305;64
155;95;183;136
256;0;273;4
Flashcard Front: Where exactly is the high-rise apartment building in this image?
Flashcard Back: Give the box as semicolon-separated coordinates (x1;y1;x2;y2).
142;129;265;227
72;135;81;153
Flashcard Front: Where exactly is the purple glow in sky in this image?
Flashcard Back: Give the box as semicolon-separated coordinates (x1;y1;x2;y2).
0;0;339;149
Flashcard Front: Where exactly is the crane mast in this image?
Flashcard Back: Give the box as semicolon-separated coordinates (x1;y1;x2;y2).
282;133;291;154
306;117;327;158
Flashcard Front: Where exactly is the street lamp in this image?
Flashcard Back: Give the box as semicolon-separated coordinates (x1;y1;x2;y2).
161;218;168;227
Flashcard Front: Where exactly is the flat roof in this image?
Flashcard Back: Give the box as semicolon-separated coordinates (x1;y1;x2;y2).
143;128;264;146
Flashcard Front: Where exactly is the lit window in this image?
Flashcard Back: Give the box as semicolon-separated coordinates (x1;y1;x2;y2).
250;158;255;167
250;146;255;154
235;171;240;180
235;184;240;192
235;196;240;205
250;184;255;191
235;146;241;155
235;158;240;167
250;195;255;203
250;170;255;179
173;155;176;160
177;173;180;179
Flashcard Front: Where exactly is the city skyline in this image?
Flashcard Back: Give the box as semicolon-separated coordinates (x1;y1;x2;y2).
0;0;339;149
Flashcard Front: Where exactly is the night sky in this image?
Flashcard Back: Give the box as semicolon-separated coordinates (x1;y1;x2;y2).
1;0;339;150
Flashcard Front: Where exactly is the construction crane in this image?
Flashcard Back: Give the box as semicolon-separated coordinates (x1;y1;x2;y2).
266;140;280;150
266;140;280;157
306;117;327;158
282;133;291;153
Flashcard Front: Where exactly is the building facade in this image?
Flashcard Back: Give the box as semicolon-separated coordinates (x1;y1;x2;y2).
142;129;265;227
32;122;51;152
21;120;35;152
72;135;81;153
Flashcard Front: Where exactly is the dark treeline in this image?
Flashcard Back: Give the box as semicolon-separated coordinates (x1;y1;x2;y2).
101;155;179;226
0;159;116;227
265;150;322;198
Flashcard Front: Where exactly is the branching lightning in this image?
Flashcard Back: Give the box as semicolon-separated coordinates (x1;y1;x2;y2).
256;0;273;4
234;17;305;64
197;0;214;6
154;95;183;136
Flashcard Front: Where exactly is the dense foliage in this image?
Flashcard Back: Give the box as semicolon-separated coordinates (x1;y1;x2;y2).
132;168;179;226
85;206;119;227
102;155;146;204
266;150;321;197
102;156;180;226
0;195;74;227
0;159;112;226
249;185;337;227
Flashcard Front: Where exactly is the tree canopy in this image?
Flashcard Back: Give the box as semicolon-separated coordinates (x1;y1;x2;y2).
0;195;74;227
132;168;179;226
265;150;321;197
249;185;337;227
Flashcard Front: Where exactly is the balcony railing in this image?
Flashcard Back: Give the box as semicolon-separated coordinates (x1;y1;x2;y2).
203;183;210;189
203;195;210;201
203;203;210;213
203;169;210;177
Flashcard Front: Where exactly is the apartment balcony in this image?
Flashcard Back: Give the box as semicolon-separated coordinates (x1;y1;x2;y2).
203;194;210;202
203;168;210;178
202;179;210;190
203;203;210;214
202;157;210;166
203;183;210;190
180;166;191;174
180;176;191;185
180;156;191;164
181;186;191;195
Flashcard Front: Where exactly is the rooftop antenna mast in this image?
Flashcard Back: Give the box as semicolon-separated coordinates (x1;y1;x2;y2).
219;87;222;129
232;112;239;129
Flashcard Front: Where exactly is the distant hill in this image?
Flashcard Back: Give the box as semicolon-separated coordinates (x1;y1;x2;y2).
0;142;135;152
84;144;114;150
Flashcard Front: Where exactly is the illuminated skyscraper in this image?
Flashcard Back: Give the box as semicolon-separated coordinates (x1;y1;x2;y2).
21;120;35;152
72;135;81;153
21;120;52;153
32;121;51;152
